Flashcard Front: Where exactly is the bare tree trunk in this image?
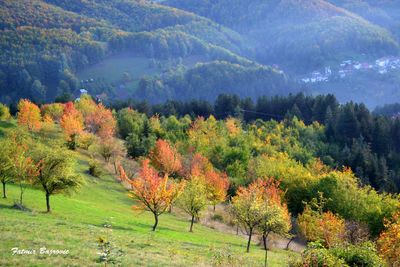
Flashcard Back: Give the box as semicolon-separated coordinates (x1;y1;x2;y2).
189;215;195;232
2;181;6;198
152;213;159;231
263;233;268;267
246;227;253;253
46;192;51;213
236;225;239;235
19;182;24;205
286;237;294;250
113;162;117;174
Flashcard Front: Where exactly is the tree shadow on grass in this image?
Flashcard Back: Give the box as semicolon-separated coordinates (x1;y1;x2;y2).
0;202;32;213
0;203;14;210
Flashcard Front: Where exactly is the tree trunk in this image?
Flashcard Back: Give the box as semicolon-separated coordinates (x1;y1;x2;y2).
46;192;51;213
213;204;216;212
263;233;268;267
152;213;159;231
246;227;253;253
113;162;117;174
2;181;6;198
19;183;24;205
286;238;294;250
189;215;195;232
236;225;239;235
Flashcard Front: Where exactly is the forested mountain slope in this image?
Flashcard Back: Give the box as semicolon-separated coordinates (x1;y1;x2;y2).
134;61;290;102
327;0;400;40
165;0;399;71
0;0;272;103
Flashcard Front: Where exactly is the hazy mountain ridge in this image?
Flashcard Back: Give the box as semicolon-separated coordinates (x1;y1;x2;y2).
165;0;399;71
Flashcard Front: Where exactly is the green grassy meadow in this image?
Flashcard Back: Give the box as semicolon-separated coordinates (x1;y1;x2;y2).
0;125;297;266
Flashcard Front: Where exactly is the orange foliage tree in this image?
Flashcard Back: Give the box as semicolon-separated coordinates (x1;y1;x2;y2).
206;170;230;210
186;153;229;210
257;178;291;267
377;212;400;266
128;159;185;231
298;198;345;248
85;103;116;139
17;99;42;132
149;139;182;176
60;102;84;149
231;178;291;255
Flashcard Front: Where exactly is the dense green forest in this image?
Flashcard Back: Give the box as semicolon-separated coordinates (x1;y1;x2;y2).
133;61;290;102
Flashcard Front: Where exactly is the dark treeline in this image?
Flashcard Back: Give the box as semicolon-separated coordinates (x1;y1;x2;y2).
111;93;400;193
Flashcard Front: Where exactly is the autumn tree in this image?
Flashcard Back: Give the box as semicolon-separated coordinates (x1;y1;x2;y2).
206;170;229;211
17;99;42;132
298;198;345;248
184;153;229;210
85;103;116;139
257;179;291;267
128;159;184;231
377;212;400;266
149;139;182;176
74;94;97;118
41;103;64;122
177;177;208;232
60;102;84;149
118;159;139;184
76;132;97;150
231;181;265;253
9;130;41;206
0;138;13;198
31;144;83;212
0;103;11;121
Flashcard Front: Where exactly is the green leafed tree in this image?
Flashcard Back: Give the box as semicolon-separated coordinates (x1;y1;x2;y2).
230;180;265;253
0;103;11;121
31;144;84;212
177;177;208;232
0;138;13;198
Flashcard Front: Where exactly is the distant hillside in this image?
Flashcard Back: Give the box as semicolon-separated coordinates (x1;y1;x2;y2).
165;0;400;72
134;61;290;103
327;0;400;40
0;0;258;103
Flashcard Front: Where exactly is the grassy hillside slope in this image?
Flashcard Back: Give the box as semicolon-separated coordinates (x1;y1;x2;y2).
0;123;296;266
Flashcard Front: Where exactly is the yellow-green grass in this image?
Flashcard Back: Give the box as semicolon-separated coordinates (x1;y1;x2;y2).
0;123;298;266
